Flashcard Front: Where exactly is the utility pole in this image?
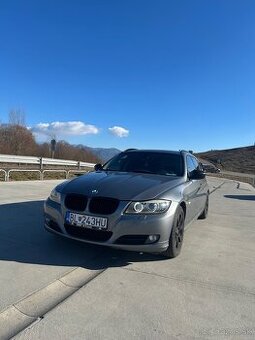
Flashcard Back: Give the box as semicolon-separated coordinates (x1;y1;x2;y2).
50;139;56;158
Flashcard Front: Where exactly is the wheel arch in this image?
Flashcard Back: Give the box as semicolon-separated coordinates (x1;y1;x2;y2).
180;201;186;220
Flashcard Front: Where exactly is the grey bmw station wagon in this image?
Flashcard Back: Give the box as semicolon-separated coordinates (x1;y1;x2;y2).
44;149;209;258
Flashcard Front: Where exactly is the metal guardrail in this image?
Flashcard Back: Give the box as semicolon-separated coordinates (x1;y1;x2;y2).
207;172;255;187
1;169;90;181
0;154;40;165
0;169;7;181
67;170;88;177
0;153;95;181
42;169;68;180
7;169;41;181
0;154;95;168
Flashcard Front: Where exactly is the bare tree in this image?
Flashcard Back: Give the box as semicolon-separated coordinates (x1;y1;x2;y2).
9;109;26;126
0;125;37;155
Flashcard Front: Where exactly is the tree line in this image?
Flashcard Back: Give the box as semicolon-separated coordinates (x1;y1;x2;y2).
0;112;101;163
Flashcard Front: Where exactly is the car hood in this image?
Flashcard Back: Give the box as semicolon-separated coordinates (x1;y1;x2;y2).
60;171;184;201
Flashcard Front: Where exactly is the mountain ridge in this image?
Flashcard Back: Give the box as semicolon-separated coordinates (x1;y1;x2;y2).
83;146;121;162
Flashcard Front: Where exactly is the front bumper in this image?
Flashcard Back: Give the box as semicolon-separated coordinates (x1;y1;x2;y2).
44;198;178;253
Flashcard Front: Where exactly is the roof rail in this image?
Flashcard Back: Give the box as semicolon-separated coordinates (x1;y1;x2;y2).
180;149;193;154
124;148;137;152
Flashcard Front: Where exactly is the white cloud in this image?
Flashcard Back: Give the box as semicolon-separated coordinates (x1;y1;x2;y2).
31;121;99;137
108;126;129;138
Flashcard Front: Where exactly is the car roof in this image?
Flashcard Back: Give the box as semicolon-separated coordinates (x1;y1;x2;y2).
124;149;193;156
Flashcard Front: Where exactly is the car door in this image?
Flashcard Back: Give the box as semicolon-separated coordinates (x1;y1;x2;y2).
191;156;208;214
183;155;201;224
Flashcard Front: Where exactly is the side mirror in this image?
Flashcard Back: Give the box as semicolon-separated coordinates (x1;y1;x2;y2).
199;162;204;171
189;169;205;180
94;163;103;171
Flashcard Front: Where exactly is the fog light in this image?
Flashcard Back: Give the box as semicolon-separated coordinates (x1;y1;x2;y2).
145;234;160;244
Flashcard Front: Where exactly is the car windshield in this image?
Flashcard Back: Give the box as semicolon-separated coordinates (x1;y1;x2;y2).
103;151;184;177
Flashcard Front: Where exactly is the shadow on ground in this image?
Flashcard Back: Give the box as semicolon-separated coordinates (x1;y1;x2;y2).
224;195;255;201
0;201;166;271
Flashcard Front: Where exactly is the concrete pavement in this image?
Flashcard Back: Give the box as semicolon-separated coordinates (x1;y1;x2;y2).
0;178;254;339
0;181;102;312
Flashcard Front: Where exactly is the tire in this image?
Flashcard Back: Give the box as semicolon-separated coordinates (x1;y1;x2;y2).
198;195;209;219
163;206;185;258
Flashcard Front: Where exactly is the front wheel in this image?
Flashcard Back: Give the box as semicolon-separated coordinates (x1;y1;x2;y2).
163;206;185;258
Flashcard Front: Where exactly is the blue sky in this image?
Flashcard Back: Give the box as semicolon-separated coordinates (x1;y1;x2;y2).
0;0;254;152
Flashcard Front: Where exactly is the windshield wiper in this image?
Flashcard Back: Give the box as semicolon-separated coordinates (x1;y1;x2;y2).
103;169;157;174
131;169;156;174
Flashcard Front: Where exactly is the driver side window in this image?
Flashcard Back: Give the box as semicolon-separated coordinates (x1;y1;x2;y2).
191;156;200;170
187;156;196;174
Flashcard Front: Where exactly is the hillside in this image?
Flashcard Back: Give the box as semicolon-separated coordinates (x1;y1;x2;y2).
84;147;121;162
196;146;255;175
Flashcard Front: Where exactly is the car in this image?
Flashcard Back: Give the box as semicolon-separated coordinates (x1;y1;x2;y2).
202;163;221;173
44;149;209;258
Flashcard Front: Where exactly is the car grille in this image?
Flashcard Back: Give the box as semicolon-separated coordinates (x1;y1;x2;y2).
65;224;113;242
89;197;119;215
115;235;148;245
65;194;88;211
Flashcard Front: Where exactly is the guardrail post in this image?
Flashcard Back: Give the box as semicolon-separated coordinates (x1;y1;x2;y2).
0;170;7;182
40;157;43;170
6;170;10;182
78;161;81;170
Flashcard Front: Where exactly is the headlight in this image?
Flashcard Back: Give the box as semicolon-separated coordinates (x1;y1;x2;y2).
125;200;171;214
49;188;61;204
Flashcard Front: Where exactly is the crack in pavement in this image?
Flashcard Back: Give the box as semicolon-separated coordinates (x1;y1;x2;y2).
121;267;255;298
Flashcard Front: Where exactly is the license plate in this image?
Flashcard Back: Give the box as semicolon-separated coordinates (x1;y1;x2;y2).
65;212;108;230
